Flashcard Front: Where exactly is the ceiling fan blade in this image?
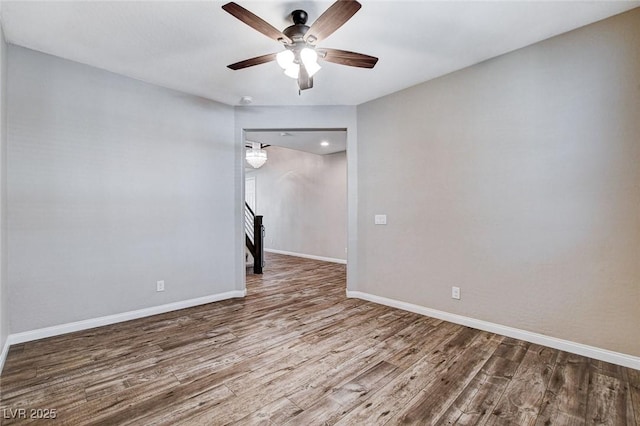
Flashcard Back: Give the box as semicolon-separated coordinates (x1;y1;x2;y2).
298;65;313;91
304;0;361;45
222;2;292;44
227;52;278;70
317;48;378;68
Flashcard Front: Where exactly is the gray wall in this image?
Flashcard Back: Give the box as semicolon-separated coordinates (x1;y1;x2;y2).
357;9;640;356
0;19;8;357
7;47;236;333
248;146;346;261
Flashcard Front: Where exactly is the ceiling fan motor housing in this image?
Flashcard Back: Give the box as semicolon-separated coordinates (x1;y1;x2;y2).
291;10;308;25
283;24;309;43
282;11;312;61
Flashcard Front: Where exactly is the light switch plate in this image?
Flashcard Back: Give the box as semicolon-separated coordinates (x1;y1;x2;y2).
374;214;387;225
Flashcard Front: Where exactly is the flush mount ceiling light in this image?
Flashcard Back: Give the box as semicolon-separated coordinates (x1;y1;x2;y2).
245;142;267;168
320;141;330;147
222;1;378;92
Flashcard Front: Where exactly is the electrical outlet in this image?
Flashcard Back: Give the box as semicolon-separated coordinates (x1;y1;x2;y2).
451;286;460;300
374;214;387;225
157;280;165;292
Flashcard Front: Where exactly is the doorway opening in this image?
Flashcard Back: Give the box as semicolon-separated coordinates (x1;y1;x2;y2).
243;129;348;279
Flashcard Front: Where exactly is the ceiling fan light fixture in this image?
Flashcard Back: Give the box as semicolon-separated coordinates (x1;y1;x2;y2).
301;47;321;77
305;61;321;78
300;47;317;65
276;49;295;69
284;63;300;79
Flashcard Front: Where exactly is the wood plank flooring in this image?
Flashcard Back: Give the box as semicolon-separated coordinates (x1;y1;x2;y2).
1;252;638;425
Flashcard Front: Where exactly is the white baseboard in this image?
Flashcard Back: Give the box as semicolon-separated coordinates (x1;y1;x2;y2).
0;337;10;373
4;290;246;350
346;290;640;370
265;248;347;264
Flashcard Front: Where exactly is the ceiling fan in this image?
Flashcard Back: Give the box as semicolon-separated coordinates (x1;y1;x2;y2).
222;0;378;92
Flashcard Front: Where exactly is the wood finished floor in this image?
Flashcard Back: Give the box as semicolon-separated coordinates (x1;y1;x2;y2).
1;253;638;425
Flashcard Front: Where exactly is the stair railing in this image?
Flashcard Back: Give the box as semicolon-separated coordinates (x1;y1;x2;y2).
245;202;264;274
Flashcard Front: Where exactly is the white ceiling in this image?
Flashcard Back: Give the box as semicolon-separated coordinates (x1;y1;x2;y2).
1;1;638;107
246;129;346;155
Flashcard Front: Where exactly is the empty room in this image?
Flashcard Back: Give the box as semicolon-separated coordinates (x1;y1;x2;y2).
0;1;639;424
